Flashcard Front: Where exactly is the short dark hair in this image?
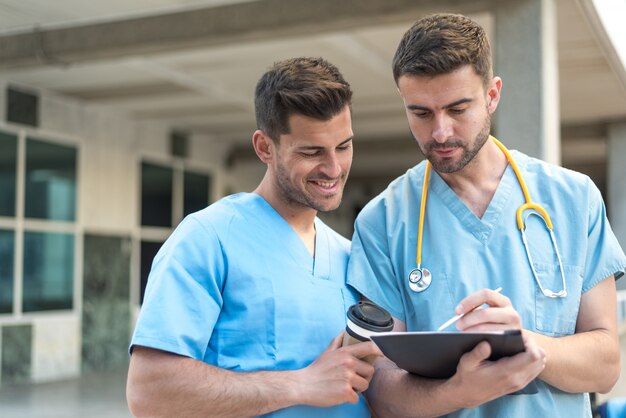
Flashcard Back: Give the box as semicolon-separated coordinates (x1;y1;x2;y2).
392;13;493;87
254;57;352;141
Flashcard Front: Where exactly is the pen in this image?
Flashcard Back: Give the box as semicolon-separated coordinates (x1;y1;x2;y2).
436;287;503;331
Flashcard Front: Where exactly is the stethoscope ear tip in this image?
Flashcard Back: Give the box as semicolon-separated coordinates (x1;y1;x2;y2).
543;289;567;298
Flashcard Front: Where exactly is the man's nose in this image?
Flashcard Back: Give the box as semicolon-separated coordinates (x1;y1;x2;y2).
431;114;454;143
319;152;342;178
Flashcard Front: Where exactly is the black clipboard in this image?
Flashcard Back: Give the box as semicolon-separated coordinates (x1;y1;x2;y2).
371;329;538;395
371;329;525;379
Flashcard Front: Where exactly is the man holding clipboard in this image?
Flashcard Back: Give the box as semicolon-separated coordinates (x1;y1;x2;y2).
348;13;626;418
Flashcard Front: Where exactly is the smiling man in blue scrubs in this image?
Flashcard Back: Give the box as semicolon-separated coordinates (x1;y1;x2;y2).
126;57;382;418
348;13;626;418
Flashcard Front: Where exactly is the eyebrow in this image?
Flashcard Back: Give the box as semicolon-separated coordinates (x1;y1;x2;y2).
406;97;473;112
297;137;353;151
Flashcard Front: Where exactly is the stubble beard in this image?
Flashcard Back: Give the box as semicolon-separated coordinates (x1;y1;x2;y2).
421;114;491;174
274;162;346;213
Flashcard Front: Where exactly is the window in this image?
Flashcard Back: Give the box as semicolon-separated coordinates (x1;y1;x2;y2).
141;162;173;227
6;86;39;127
22;232;74;312
0;132;17;217
25;137;77;221
139;159;212;303
184;170;210;216
140;240;164;304
0;130;77;315
0;230;14;314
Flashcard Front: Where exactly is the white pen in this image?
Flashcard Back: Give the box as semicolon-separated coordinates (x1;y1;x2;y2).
437;287;503;331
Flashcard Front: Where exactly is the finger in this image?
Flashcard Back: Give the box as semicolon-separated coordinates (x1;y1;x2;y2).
324;332;345;352
457;307;520;330
342;341;383;359
522;340;546;367
455;289;510;315
351;373;371;393
457;341;492;371
345;388;360;405
495;346;546;384
461;322;519;333
351;357;376;380
375;355;400;370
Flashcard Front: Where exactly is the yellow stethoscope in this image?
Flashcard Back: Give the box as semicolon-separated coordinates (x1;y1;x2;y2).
408;136;567;298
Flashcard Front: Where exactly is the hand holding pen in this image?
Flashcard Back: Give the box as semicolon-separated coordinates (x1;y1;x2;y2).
438;287;521;332
436;287;545;400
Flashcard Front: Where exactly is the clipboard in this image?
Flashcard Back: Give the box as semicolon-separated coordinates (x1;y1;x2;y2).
370;329;525;379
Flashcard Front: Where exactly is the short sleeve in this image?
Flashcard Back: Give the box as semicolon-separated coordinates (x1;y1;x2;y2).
582;179;626;292
130;215;226;359
348;207;407;322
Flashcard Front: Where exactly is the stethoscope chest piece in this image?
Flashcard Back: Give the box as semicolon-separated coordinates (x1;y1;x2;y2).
408;268;432;292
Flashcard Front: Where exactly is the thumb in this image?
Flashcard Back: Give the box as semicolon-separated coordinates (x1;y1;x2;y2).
323;331;346;352
459;341;492;370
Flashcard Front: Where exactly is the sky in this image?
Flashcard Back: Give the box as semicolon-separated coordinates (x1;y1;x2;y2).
593;0;626;71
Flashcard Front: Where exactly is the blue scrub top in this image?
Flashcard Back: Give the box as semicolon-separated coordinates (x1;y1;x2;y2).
348;150;626;418
132;193;369;418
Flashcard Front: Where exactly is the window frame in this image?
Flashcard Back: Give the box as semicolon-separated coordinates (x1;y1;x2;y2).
134;154;214;305
0;123;81;321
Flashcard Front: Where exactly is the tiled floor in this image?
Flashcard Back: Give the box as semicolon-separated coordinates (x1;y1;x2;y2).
0;369;132;418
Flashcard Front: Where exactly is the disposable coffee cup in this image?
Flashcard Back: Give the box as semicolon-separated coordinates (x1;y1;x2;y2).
343;301;394;364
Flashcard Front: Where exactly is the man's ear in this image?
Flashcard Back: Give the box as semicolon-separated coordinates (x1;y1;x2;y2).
487;76;502;114
252;130;275;164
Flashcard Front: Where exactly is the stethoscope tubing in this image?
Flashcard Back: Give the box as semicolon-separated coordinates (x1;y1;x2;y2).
410;136;567;297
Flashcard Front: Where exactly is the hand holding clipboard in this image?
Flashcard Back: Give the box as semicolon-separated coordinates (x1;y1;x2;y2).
370;288;542;394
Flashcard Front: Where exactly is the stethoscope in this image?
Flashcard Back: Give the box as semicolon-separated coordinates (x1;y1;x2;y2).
408;136;567;298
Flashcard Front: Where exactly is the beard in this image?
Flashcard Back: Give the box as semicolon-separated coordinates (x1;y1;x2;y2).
274;161;346;213
420;113;491;174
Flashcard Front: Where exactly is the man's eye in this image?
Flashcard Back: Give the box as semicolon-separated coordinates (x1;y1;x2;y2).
414;112;430;119
450;108;466;114
300;151;320;157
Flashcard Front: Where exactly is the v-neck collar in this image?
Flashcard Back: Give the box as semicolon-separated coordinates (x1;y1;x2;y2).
251;194;330;279
428;162;517;243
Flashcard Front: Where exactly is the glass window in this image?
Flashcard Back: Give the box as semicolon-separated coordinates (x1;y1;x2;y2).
0;230;14;314
0;131;17;217
184;170;210;217
141;162;173;227
140;240;164;304
6;87;39;127
23;231;74;312
25;138;77;221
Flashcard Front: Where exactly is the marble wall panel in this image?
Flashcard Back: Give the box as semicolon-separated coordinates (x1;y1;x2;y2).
1;324;32;385
82;234;131;373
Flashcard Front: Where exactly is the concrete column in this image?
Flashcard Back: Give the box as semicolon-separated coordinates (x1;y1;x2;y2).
608;122;626;258
493;0;560;164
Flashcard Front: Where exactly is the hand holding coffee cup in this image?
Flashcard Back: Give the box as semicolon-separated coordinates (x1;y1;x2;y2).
343;301;394;364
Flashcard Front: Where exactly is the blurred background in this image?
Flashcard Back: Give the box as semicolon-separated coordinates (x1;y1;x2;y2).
0;0;625;416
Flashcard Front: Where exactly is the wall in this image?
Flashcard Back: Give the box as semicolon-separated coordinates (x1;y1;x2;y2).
0;81;229;385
